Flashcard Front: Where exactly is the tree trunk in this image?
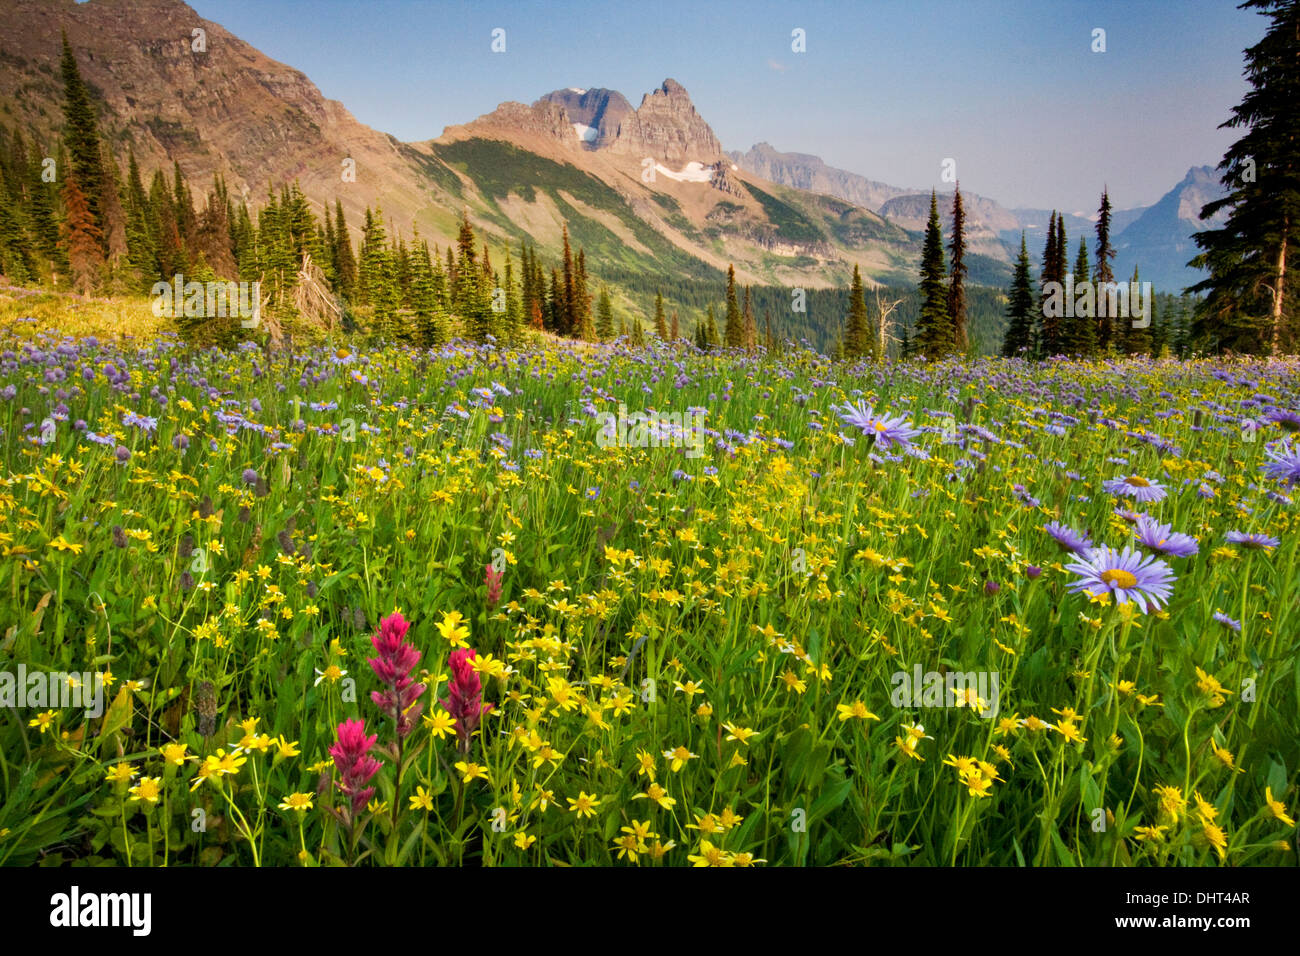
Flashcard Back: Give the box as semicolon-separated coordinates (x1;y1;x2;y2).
1272;222;1287;356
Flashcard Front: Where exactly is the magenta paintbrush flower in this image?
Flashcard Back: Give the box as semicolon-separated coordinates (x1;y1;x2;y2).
440;647;494;753
485;563;504;608
329;718;382;818
368;612;425;738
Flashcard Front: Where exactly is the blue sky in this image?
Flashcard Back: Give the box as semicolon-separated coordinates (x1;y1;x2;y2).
186;0;1265;213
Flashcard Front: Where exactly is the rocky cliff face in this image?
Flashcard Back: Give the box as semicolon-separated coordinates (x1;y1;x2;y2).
1113;165;1228;291
448;100;576;147
609;79;723;166
0;0;423;236
535;88;633;149
729;142;909;212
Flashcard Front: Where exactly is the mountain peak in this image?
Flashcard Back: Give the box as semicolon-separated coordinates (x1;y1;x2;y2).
613;78;721;165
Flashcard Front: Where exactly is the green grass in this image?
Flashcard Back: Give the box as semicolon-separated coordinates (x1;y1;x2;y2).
0;319;1296;868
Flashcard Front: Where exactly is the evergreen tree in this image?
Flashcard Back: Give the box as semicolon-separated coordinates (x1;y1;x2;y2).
844;264;871;359
1149;296;1168;357
453;208;477;315
561;225;575;337
914;191;953;358
1094;188;1117;353
547;267;561;334
330;200;356;300
742;285;757;350
504;248;521;343
654;290;668;339
1065;236;1095;355
1036;212;1069;357
1189;0;1300;354
706;303;721;348
723;264;743;347
1001;234;1036;357
60;34;106;249
596;284;614;340
0;166;34;284
28;144;63;277
670;310;679;341
1124;265;1152;355
359;206;399;338
948;182;969;352
573;248;593;340
60;173;103;294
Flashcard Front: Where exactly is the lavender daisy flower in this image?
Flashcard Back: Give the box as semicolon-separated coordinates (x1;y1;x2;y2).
1261;440;1300;487
832;400;921;451
1212;610;1241;632
1133;517;1199;558
1102;474;1168;503
1225;531;1280;551
242;468;259;486
1043;521;1094;555
1064;545;1176;614
1263;408;1300;432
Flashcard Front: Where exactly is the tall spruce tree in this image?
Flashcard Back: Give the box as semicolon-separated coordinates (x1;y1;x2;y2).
60;173;103;294
723;264;743;348
1066;236;1096;355
573;248;594;340
844;264;871;359
596;285;614;340
914;191;953;358
654;290;668;339
948;183;969;352
1189;0;1300;354
1001;234;1036;357
60;34;106;252
1094;188;1117;353
1125;265;1153;355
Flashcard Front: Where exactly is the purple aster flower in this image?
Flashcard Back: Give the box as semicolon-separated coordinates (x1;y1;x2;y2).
1133;517;1199;558
1212;610;1241;632
242;468;259;486
1263;408;1300;432
1064;545;1176;614
832;400;921;451
115;445;131;464
1102;474;1168;503
1225;531;1280;551
1262;440;1300;487
1043;521;1094;555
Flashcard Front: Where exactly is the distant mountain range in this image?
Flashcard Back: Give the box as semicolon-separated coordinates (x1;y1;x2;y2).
731;143;1227;292
0;0;1229;332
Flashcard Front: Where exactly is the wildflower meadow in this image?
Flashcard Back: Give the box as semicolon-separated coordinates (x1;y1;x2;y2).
1;317;1296;868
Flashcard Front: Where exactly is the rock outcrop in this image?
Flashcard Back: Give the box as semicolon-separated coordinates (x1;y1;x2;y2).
609;79;723;166
535;88;633;149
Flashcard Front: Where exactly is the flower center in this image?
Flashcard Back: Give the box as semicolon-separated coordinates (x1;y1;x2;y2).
1100;568;1138;589
1126;475;1149;487
874;421;888;432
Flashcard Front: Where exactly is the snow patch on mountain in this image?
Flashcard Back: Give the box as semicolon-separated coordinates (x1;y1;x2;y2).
655;161;713;183
573;123;598;143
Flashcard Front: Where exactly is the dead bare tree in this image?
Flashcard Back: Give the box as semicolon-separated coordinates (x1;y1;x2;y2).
294;252;341;334
874;288;905;358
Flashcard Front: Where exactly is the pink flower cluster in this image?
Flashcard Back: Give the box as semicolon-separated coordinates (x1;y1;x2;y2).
440;648;494;753
329;718;381;818
368;612;425;738
485;563;504;609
